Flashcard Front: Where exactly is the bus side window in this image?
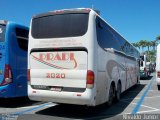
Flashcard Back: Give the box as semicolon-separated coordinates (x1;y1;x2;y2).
16;28;29;51
96;17;120;50
97;20;103;29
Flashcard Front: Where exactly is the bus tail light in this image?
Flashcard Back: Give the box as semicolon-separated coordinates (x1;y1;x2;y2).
144;67;147;72
157;71;160;78
27;69;31;85
0;64;12;86
86;70;94;89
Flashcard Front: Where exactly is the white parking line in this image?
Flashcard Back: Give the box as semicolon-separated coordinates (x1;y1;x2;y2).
137;109;160;114
16;106;39;109
140;105;159;110
120;100;159;110
121;95;160;101
148;90;158;91
128;89;158;92
143;96;160;99
123;109;160;114
16;103;56;109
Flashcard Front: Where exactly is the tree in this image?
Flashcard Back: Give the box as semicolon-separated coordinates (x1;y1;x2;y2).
145;41;151;52
132;39;157;62
148;40;158;62
139;40;147;53
132;42;140;49
150;41;158;52
156;35;160;41
145;41;152;60
149;50;157;62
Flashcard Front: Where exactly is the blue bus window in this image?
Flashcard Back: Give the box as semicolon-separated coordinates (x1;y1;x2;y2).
0;25;6;42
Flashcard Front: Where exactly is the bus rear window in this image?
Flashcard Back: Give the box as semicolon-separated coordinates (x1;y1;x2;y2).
0;25;6;42
31;13;89;38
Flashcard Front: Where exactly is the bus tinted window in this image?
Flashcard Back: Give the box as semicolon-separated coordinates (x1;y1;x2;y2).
96;16;139;58
96;17;120;50
0;25;6;42
31;13;89;38
16;28;29;51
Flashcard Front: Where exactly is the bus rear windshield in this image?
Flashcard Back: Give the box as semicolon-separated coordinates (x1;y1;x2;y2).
0;25;6;42
31;13;89;38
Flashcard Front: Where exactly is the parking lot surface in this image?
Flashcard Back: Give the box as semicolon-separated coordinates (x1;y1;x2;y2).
0;73;159;120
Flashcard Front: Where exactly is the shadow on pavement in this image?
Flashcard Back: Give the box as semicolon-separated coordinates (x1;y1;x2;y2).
0;97;43;108
29;84;146;120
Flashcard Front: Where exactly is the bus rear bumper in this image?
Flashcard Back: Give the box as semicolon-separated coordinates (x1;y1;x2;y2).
28;85;96;106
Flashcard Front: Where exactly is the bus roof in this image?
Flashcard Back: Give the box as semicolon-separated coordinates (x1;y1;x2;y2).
32;8;92;19
0;20;29;30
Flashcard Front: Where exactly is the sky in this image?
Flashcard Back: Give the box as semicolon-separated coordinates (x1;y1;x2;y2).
0;0;160;44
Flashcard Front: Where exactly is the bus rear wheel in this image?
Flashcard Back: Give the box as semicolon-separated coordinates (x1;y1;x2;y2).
115;82;121;102
107;84;115;106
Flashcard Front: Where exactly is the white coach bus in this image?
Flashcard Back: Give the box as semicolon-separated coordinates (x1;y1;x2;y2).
156;44;160;90
28;8;140;106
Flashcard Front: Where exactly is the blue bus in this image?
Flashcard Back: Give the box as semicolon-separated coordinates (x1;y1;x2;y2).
0;20;29;98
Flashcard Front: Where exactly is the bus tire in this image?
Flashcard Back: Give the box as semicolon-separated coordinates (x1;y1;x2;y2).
107;84;115;106
115;82;121;102
157;85;160;91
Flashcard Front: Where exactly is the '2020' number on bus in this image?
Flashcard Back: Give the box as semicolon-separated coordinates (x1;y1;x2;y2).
46;73;65;79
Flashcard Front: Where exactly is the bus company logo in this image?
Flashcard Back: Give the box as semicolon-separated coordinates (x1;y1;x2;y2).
31;52;77;69
39;53;74;61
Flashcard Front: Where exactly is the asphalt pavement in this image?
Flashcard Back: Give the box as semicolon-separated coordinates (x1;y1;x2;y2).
0;73;160;120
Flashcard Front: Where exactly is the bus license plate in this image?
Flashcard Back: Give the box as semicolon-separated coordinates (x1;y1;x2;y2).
51;87;62;92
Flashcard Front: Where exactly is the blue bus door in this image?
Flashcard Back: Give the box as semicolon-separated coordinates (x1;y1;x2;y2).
0;44;6;85
14;27;28;97
0;25;6;86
